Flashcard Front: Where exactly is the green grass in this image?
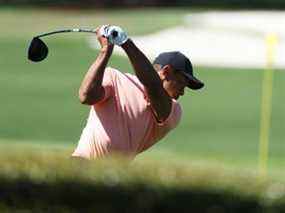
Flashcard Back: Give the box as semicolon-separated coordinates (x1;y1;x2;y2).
0;8;284;182
0;148;285;212
1;150;285;212
0;7;188;39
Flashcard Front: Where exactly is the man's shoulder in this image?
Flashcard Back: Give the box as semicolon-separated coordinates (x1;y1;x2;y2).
105;67;131;78
106;67;141;85
155;99;182;129
105;67;122;76
124;73;141;84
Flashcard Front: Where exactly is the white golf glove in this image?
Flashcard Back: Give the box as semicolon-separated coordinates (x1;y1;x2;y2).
99;25;128;46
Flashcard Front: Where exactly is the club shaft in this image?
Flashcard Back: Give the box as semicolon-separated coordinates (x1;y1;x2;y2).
37;28;96;38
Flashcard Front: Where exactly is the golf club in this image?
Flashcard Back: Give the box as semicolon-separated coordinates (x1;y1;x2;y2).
28;28;117;62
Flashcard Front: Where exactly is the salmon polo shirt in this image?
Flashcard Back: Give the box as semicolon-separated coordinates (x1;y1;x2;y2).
72;67;182;159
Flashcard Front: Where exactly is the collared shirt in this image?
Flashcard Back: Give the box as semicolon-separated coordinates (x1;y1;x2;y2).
72;67;182;159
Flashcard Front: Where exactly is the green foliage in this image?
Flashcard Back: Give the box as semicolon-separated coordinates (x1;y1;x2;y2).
2;0;285;9
0;150;285;212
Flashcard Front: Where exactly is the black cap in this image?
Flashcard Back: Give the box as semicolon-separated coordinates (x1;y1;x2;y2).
153;51;204;90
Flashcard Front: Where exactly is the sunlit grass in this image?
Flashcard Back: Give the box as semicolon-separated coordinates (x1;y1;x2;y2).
0;147;285;211
0;7;188;39
0;147;275;195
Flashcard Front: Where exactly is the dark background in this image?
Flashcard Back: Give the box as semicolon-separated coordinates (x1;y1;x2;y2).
1;0;285;9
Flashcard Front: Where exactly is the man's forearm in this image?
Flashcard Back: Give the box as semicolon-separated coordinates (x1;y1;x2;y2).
79;48;112;105
121;39;172;121
121;39;162;91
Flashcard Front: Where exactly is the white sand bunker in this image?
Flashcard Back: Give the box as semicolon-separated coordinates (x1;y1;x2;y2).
90;11;285;69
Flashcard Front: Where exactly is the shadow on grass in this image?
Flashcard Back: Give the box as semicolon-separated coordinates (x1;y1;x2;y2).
0;177;265;213
0;149;284;212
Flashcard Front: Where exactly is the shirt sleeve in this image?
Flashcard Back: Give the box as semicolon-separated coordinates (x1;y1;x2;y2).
156;100;182;129
93;67;114;105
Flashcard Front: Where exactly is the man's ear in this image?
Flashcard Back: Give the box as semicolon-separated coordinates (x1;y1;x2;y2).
161;65;173;80
162;64;172;73
157;64;172;80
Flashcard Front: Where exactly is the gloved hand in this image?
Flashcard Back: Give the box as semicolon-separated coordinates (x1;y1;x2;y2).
99;25;128;46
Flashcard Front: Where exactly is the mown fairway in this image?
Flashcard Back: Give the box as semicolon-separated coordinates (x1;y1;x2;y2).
0;8;284;181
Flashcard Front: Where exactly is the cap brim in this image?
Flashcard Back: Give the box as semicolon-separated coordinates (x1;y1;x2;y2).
188;76;204;90
182;72;204;90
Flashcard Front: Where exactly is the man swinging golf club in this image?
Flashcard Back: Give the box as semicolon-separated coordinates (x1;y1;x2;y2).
72;25;204;160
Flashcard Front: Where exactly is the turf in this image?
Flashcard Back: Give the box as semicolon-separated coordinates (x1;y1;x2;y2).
0;8;284;181
0;7;188;39
2;151;284;212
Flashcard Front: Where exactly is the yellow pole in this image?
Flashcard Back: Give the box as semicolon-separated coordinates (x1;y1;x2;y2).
258;33;278;178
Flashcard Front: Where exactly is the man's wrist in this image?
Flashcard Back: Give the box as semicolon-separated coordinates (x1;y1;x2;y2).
100;46;113;56
121;38;131;50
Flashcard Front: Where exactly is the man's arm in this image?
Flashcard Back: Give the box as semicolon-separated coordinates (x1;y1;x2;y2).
121;39;172;122
78;30;114;105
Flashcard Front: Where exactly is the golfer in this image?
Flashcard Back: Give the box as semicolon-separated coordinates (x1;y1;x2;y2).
72;25;204;160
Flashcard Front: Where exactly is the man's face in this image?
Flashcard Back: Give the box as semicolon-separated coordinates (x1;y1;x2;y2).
159;65;189;100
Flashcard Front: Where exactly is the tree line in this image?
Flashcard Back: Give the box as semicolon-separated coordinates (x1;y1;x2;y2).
1;0;285;9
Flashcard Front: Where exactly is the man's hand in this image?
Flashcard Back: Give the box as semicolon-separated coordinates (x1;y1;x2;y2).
96;26;114;53
99;25;128;46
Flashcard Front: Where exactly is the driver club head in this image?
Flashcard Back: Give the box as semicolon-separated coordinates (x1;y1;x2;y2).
28;37;48;62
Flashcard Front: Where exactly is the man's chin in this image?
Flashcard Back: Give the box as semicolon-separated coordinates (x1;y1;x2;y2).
173;95;179;100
